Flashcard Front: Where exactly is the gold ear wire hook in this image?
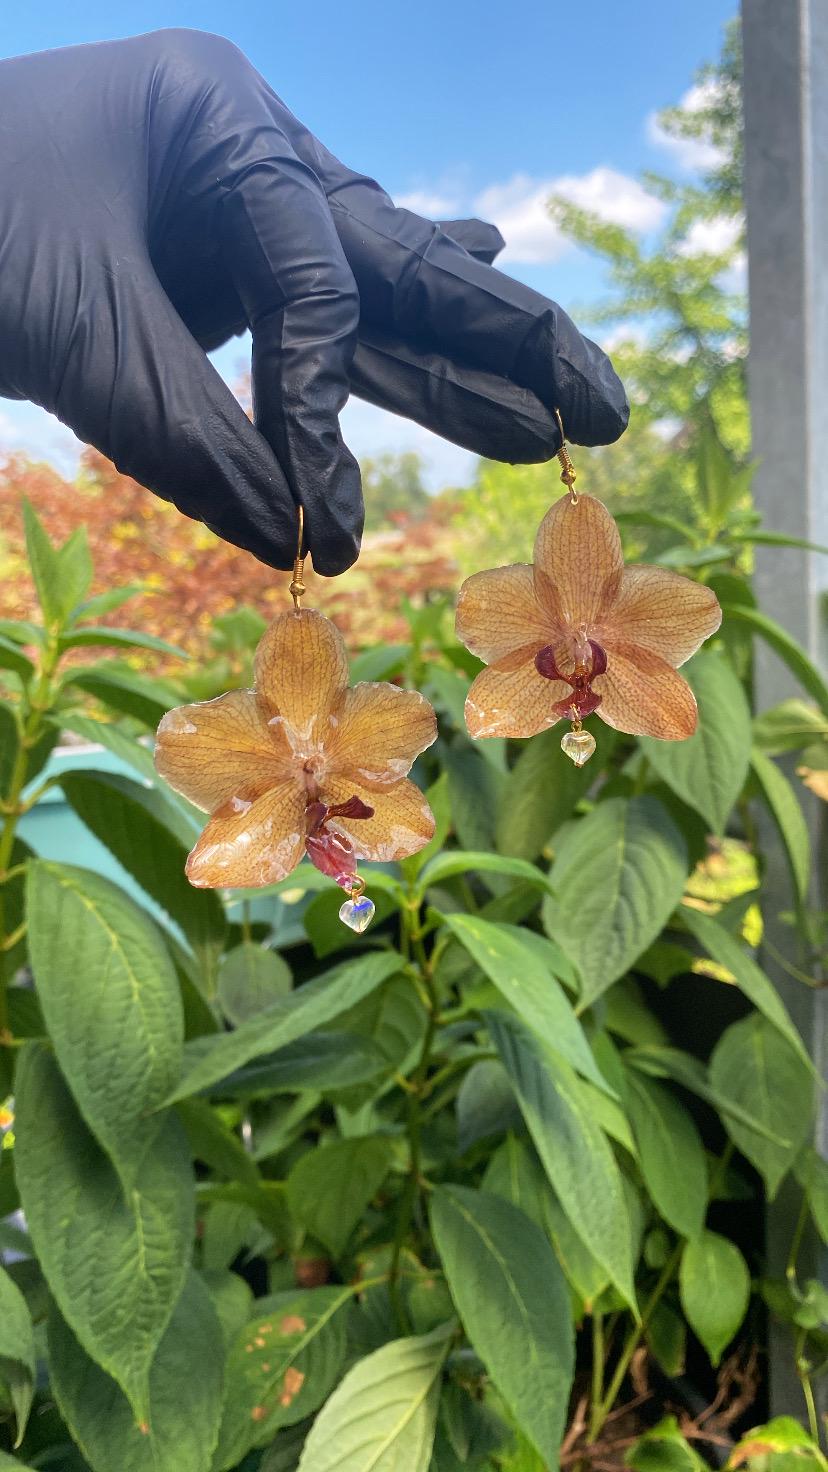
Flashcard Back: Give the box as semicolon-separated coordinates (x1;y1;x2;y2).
289;505;306;611
554;409;578;503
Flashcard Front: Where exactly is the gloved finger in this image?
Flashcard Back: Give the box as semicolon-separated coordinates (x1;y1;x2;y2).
350;325;560;463
217;137;363;577
277;117;627;446
52;249;304;572
436;218;505;264
328;186;628;447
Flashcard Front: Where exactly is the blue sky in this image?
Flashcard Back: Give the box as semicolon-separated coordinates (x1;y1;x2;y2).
0;1;736;486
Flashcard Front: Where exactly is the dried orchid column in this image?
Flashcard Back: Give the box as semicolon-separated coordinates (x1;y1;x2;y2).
155;564;437;931
456;436;722;761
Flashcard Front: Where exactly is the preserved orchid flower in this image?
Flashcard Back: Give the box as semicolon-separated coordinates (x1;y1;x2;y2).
456;491;722;764
155;608;437;929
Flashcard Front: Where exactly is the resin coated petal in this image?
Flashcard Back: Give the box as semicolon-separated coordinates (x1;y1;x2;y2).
533;494;624;627
326;683;438;787
254;608;348;744
455;564;554;665
322;776;435;862
155;689;293;813
605;565;722;667
594;643;698;740
465;657;571;739
186;777;307;888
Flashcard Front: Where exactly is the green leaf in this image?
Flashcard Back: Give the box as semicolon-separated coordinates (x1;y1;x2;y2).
177;1098;259;1186
624;1071;707;1240
214;1031;387;1100
213;1287;351;1468
401;771;451;880
679;1230;750;1366
73;584;146;621
218;944;292;1025
58;771;226;956
443;915;612;1095
638;651;751;836
169;951;404;1101
695;412;754;530
710;1015;814;1198
0;634;34;684
627;1415;707;1471
495;726;613;860
14;1044;194;1422
296;1324;452;1472
48;1271;224;1472
0;703;21;800
646;1301;687;1378
418;851;552;896
0;1453;38;1471
59;627;187;657
488;1011;635;1309
64;665;180;728
753;699;828;755
730;529;828;554
721;605;828;715
457;1061;523;1153
431;1186;573;1462
54;526;94;621
626;1046;793;1147
286;1137;394;1259
349;643;410;682
655;544;733;568
26;861;183;1179
51;712;158;783
614;508;698;541
22;498;63;628
681;906;811;1068
795;1149;828;1247
750;747;811;903
731;1416;828;1468
0;1264;35;1446
543;797;687;1009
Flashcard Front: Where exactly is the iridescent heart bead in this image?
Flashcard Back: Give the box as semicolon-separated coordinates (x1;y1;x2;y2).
560;728;596;767
339;895;376;933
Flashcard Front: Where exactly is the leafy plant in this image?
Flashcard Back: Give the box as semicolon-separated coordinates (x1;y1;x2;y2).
0;485;825;1472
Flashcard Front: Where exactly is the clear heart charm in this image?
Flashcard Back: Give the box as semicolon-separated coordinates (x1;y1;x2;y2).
339;895;376;933
560;728;596;767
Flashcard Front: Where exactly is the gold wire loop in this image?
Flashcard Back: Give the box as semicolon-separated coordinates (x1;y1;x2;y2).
346;874;366;901
554;408;578;503
289;504;306;610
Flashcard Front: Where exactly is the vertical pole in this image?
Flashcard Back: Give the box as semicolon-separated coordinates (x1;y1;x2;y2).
741;0;828;1420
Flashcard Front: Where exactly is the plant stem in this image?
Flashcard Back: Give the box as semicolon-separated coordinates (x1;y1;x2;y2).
388;894;440;1334
794;1329;820;1443
590;1243;683;1443
588;1312;605;1442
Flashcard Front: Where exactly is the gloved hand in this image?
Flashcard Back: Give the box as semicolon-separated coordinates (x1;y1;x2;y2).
0;29;629;574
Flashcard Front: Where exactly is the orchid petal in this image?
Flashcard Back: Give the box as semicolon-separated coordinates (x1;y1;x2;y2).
155;689;292;813
533;494;623;627
326;683;437;787
323;776;435;862
594;643;698;740
603;566;722;667
456;564;554;664
186;777;307;888
465;656;570;739
254;608;348;745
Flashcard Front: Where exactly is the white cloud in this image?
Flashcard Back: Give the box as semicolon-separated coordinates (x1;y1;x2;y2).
599;323;650;355
678;214;743;257
395;189;462;218
647;81;727;174
473;167;665;266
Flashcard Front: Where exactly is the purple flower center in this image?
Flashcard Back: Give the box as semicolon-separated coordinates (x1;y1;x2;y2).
305;794;374;888
534;639;607;720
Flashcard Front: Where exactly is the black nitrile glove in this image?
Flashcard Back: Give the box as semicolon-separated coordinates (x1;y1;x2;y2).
0;29;629;574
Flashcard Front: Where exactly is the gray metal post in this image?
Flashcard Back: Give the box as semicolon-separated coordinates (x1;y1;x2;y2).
742;0;828;1421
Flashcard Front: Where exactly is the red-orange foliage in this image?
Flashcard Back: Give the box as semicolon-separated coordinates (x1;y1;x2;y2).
0;450;460;664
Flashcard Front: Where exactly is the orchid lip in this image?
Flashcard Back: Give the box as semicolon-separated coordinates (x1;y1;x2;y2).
304;792;375;888
535;638;607;720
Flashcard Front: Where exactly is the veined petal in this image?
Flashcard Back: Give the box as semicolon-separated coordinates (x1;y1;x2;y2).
155;689;293;812
464;655;570;739
604;566;722;667
594;642;698;740
456;564;555;665
327;683;437;787
254;609;349;745
322;776;435;862
533;493;623;628
186;778;307;888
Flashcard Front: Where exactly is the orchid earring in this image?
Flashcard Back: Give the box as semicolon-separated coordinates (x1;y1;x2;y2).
455;415;722;758
155;507;438;932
